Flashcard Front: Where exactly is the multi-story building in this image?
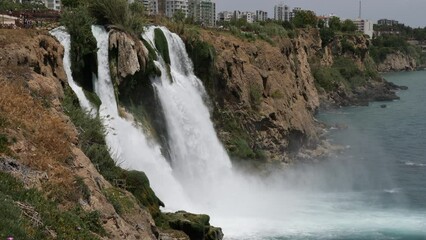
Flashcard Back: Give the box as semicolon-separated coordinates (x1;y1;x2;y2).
233;10;242;20
163;0;188;18
255;10;268;22
188;0;216;26
142;0;158;15
274;3;290;22
217;11;233;22
353;18;374;38
289;7;302;20
41;0;61;10
158;0;166;15
377;19;399;26
242;11;255;23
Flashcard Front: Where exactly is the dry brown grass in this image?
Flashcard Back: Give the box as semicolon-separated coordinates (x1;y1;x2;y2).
0;76;80;204
0;29;47;48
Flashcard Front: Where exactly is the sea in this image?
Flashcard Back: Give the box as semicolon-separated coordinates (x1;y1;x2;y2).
222;71;426;240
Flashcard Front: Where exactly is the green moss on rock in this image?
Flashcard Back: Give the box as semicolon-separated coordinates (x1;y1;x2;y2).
154;28;171;65
156;211;223;240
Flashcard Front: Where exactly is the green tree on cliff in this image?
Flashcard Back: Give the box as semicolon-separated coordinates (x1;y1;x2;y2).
341;19;358;32
291;10;318;28
329;16;342;31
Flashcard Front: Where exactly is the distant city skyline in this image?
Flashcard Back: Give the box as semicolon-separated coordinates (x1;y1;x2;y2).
215;0;426;28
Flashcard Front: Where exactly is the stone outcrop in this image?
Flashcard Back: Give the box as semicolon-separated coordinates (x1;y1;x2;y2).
109;29;149;80
377;51;417;72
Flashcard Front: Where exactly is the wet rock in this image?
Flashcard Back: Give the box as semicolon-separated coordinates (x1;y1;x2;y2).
109;30;149;80
161;211;223;240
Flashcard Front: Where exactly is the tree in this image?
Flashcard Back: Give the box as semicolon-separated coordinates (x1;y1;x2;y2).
328;16;341;31
173;9;186;23
291;10;318;28
62;0;82;8
320;28;335;47
341;19;358;32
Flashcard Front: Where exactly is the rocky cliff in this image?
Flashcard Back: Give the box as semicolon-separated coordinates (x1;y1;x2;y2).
377;51;417;72
181;29;405;163
183;29;324;163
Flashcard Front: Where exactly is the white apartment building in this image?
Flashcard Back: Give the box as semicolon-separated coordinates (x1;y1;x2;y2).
255;10;268;22
188;0;216;26
142;0;158;15
243;11;255;23
41;0;61;10
289;7;302;20
353;18;374;38
217;11;233;22
165;0;189;18
274;3;290;22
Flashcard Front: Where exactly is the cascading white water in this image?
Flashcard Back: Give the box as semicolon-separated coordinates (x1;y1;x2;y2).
143;27;233;203
90;25;189;210
50;27;96;115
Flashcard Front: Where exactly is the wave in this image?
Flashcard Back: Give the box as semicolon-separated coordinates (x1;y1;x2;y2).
383;188;401;194
404;161;426;167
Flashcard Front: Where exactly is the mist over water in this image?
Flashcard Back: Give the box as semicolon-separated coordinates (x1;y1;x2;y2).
57;26;426;239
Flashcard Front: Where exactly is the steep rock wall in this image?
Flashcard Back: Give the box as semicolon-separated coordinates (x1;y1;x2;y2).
188;29;323;162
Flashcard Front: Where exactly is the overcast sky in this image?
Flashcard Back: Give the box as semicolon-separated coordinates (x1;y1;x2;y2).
215;0;426;28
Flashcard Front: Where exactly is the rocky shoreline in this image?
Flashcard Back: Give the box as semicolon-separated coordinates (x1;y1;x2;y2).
320;77;408;109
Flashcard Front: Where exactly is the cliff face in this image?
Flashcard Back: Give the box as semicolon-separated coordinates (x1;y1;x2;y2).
0;29;158;240
377;52;417;72
183;29;405;162
188;29;323;162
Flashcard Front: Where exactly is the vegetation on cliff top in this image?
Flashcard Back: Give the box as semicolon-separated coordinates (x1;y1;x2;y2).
369;35;425;65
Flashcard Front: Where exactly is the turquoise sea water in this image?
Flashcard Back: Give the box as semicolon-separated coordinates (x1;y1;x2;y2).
296;71;426;239
223;71;426;240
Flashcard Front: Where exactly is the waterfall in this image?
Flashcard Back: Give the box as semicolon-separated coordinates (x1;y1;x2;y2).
50;27;96;115
56;25;426;239
143;27;233;203
90;25;188;210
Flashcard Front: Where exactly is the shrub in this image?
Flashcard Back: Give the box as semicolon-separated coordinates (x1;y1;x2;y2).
61;6;97;89
229;138;256;159
0;134;9;153
320;28;335;47
88;0;145;34
313;67;344;91
249;85;263;111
